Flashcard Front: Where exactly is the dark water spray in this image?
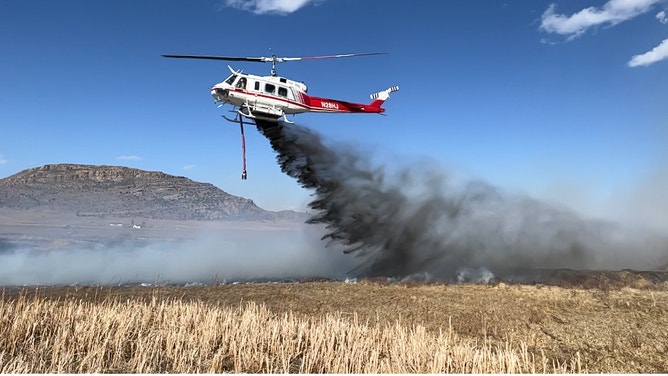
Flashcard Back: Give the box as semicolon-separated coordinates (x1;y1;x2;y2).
257;121;667;281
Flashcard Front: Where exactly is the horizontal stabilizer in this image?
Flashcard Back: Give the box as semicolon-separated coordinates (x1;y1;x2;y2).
370;86;400;101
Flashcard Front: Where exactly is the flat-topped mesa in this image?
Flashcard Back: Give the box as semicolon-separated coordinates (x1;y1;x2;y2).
3;164;172;186
0;164;306;222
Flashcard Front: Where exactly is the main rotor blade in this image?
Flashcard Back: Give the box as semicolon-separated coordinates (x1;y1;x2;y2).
285;52;389;61
162;52;388;64
162;54;267;62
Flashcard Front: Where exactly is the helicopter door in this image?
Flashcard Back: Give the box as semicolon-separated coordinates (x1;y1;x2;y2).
235;77;247;90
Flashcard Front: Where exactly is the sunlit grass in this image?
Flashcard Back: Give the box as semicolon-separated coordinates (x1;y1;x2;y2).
0;294;580;373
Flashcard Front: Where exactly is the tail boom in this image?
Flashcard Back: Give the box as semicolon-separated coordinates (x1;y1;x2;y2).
305;85;399;114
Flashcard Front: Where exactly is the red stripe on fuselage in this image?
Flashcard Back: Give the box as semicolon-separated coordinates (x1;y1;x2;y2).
224;89;382;113
227;89;309;109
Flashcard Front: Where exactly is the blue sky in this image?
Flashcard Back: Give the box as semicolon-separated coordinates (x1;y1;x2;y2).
1;0;667;222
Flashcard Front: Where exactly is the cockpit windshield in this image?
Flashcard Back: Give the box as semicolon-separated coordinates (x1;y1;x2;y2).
224;74;238;85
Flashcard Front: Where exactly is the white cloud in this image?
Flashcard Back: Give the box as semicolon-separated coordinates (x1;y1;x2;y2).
183;164;196;170
223;0;319;15
0;154;6;165
539;37;558;45
540;0;663;39
117;155;142;161
628;37;668;66
658;10;668;23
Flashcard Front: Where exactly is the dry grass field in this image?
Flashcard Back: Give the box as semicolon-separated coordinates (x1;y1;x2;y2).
2;276;668;373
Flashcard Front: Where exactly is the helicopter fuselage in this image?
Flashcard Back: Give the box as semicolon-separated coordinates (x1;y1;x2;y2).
210;69;397;122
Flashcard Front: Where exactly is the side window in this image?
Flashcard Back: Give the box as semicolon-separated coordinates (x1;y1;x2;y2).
265;84;275;94
254;81;260;91
278;87;288;97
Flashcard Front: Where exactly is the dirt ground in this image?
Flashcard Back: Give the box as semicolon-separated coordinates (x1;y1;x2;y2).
4;272;668;373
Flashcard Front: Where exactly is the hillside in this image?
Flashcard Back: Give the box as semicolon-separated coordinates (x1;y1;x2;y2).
0;164;305;221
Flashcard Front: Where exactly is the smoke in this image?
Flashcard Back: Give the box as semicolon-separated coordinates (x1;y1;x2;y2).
256;122;668;280
0;225;354;286
4;121;666;286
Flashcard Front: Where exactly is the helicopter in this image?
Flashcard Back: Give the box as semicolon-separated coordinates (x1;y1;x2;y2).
162;51;399;180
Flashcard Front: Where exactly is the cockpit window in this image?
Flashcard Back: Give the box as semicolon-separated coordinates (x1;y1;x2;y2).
225;74;238;85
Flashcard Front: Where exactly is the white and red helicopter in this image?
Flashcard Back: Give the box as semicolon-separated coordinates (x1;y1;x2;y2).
162;51;399;179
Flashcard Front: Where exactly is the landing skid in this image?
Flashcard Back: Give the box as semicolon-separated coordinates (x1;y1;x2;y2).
222;104;292;125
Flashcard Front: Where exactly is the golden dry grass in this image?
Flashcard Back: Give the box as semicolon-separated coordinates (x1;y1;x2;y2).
0;293;579;373
2;280;668;373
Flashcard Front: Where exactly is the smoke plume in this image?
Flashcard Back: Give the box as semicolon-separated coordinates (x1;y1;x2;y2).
256;122;668;280
0;226;354;286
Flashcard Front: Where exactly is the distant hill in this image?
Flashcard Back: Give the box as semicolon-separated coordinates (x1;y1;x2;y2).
0;164;306;222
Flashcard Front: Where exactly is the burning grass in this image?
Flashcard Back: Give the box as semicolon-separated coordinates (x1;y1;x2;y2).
1;280;668;373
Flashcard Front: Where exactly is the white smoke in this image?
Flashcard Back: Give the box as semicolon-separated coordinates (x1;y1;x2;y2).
0;225;354;286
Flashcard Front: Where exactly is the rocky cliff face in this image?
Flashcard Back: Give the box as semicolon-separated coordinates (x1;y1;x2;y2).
0;164;305;221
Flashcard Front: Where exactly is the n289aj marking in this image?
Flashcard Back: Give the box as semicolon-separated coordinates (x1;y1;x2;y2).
321;101;340;110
